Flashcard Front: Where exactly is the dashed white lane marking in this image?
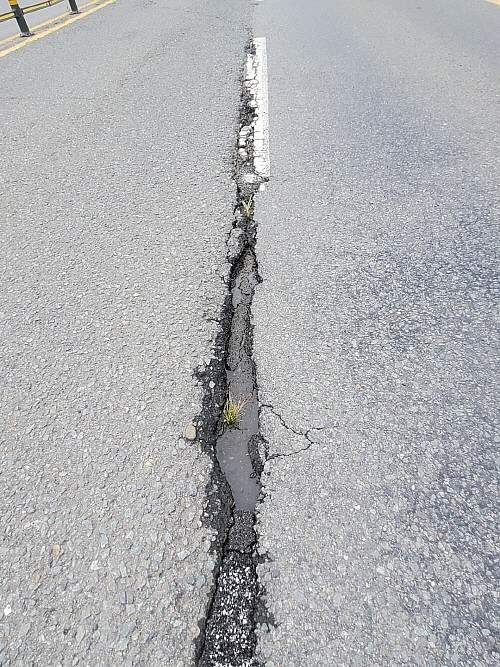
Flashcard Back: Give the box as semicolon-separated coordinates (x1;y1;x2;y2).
253;37;270;180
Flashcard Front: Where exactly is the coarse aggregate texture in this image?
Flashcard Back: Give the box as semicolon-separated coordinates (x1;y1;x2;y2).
199;551;257;667
0;0;250;664
252;0;499;665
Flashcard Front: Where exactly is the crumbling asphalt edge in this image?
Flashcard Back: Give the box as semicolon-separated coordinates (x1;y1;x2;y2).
193;38;274;666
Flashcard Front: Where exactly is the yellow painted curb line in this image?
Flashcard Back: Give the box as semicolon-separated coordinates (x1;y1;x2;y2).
0;0;115;57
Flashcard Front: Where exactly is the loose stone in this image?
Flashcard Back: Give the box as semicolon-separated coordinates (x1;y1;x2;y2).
184;421;197;441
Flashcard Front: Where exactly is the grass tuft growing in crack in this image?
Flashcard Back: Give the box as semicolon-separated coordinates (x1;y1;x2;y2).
223;392;250;428
241;196;253;218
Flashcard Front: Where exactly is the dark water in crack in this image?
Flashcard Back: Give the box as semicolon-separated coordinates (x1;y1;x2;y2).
216;250;261;511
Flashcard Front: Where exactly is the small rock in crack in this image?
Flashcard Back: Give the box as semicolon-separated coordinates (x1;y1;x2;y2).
184;420;197;441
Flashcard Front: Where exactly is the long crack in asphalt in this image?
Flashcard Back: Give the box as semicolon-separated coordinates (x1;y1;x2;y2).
196;40;270;667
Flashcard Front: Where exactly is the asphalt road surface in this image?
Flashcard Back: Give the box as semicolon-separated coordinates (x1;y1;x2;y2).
1;0;499;666
0;0;249;664
253;0;499;666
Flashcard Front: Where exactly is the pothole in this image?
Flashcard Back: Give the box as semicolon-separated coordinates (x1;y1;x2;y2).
216;248;261;511
197;39;269;667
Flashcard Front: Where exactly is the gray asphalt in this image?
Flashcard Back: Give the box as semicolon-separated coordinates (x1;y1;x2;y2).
0;0;249;664
252;0;499;665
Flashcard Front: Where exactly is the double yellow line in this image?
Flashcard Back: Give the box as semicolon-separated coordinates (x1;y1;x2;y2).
0;0;115;58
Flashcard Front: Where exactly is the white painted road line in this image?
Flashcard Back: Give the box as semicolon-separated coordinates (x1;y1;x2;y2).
253;37;270;180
